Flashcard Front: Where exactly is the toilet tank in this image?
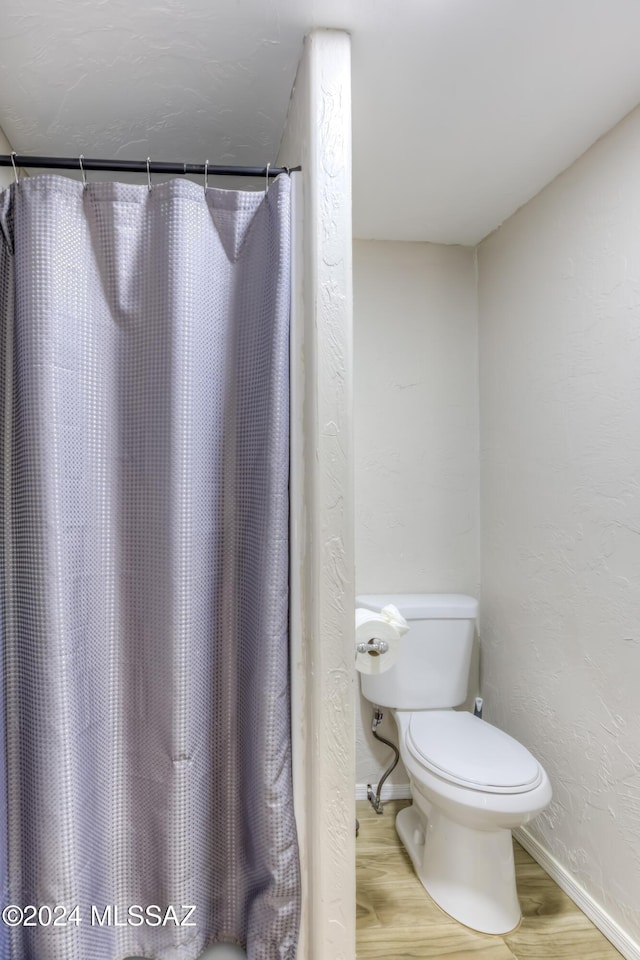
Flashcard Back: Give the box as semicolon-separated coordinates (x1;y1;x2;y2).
357;594;478;710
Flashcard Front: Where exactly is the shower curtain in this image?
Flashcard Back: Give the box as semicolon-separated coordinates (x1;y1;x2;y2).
0;174;299;960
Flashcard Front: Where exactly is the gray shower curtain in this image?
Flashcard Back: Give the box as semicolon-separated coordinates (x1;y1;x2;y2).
0;174;299;960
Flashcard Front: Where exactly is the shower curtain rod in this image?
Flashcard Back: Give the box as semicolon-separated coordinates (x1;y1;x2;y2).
0;154;298;178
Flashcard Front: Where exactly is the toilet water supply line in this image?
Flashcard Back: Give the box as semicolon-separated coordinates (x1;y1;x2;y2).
367;708;400;815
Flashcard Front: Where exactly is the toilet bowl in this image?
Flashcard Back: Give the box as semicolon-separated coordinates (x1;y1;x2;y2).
357;593;552;936
393;709;552;934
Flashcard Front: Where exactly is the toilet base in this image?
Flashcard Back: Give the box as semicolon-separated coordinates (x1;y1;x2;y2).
396;803;521;935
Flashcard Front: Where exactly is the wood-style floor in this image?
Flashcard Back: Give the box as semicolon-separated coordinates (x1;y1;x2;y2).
356;800;623;960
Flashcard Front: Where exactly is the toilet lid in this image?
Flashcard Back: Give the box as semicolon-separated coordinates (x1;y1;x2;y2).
407;711;542;794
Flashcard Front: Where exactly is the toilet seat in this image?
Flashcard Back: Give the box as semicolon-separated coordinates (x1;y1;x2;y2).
406;711;542;794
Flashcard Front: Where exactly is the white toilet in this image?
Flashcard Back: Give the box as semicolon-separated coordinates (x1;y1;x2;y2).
358;593;552;935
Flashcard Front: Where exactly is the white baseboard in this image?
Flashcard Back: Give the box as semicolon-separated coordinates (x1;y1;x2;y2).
356;782;411;802
515;826;640;960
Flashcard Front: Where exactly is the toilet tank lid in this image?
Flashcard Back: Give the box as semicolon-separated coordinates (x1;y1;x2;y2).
356;593;478;619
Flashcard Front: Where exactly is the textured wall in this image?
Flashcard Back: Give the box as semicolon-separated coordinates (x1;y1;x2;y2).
354;240;480;789
278;30;355;960
0;0;308;180
478;104;640;947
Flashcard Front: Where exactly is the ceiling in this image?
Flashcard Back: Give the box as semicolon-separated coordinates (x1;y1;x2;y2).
1;0;640;244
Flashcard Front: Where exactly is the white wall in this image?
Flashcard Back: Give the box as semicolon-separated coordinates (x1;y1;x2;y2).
278;30;355;960
479;104;640;954
354;240;480;791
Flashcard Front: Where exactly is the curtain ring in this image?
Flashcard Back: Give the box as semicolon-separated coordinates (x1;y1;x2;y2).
10;152;18;184
265;162;271;194
146;157;152;192
79;154;87;189
204;159;209;193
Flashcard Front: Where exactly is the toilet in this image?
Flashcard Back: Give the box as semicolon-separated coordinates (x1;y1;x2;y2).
357;593;552;935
